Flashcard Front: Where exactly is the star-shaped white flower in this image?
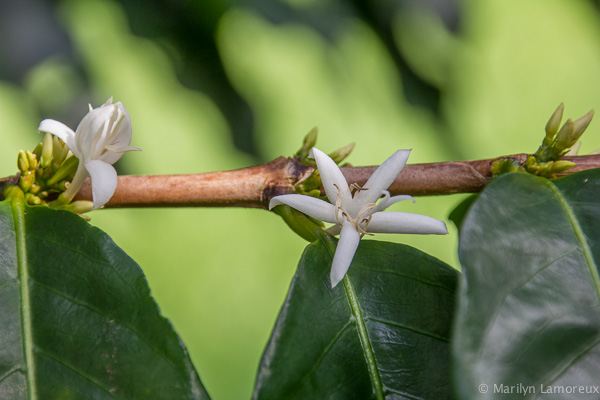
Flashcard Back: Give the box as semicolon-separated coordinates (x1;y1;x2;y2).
269;147;448;287
38;98;140;209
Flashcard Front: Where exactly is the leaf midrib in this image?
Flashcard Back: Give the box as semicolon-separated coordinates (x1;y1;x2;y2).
12;195;36;400
317;232;385;400
343;276;384;400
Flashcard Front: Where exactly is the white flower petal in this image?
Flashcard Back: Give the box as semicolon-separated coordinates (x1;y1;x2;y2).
330;221;361;288
355;150;410;205
309;147;352;205
269;194;337;223
367;211;448;235
372;191;414;213
75;105;116;156
85;160;118;209
104;144;141;153
100;145;140;165
38;119;77;153
111;102;133;147
63;165;90;200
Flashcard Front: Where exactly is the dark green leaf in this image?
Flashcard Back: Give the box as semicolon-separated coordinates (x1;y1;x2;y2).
448;194;478;231
253;235;458;399
0;195;210;399
454;170;600;399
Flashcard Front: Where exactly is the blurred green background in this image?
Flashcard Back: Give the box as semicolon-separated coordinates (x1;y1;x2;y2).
2;0;600;398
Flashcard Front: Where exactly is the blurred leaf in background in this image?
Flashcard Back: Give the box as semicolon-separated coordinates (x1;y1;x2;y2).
1;0;600;398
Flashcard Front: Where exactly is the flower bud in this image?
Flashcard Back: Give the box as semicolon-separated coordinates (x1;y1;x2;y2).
572;109;594;141
545;103;564;140
554;118;574;151
32;142;43;159
17;150;29;174
296;127;319;162
41;132;53;168
551;160;575;174
328;143;355;164
29;183;41;195
25;193;42;205
64;200;94;214
47;155;79;186
26;151;38;170
19;173;35;192
52;136;68;168
53;180;70;191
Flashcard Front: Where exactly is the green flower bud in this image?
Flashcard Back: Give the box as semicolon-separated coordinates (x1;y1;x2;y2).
555;110;594;151
47;155;79;186
50;192;71;207
32;142;43;159
17;150;29;174
572;109;594;141
328;142;355;164
296;127;318;159
52;136;68;168
29;183;41;195
545;103;564;140
53;180;70;191
64;200;94;214
551;160;576;174
554;118;574;151
41;132;53;168
19;173;35;192
26;151;38;170
25;193;42;205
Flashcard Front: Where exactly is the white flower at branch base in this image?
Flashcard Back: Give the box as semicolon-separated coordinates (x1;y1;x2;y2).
269;147;448;288
38;98;140;209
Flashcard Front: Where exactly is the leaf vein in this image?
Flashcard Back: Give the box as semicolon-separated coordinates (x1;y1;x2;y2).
34;346;124;399
359;267;455;294
291;320;354;396
477;247;579;360
0;366;26;384
30;279;182;376
367;317;450;343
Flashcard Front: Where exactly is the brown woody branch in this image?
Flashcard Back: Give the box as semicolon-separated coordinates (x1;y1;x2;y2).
2;154;598;209
60;153;600;209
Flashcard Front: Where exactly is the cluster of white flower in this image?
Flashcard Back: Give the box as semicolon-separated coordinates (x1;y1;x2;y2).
39;99;446;287
38;98;140;210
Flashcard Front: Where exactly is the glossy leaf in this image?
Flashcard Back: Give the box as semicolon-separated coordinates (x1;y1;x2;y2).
448;194;478;231
454;170;600;399
253;233;458;399
0;195;209;399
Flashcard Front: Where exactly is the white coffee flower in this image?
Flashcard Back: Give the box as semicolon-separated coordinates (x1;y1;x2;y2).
38;98;140;209
270;147;447;287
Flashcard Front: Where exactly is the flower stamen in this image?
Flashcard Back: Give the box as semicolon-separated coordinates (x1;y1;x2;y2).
355;202;376;237
332;183;375;236
350;183;368;197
